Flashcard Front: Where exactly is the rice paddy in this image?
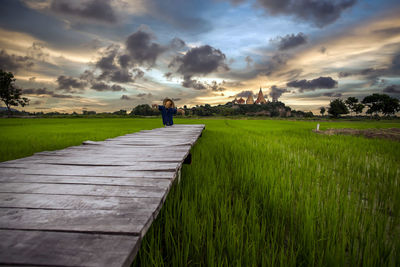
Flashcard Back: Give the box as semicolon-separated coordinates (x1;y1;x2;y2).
1;117;399;266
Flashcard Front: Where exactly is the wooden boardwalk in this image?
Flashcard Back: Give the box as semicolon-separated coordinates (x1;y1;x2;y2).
0;124;205;267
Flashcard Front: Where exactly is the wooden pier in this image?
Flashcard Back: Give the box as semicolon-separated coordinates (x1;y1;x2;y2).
0;124;205;267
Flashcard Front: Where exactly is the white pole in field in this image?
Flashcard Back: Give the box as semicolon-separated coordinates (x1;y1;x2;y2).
316;123;320;131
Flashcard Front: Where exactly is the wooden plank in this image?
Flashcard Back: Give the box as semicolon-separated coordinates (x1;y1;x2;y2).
0;163;181;174
0;174;172;187
0;168;177;179
0;183;168;198
0;193;162;210
0;230;140;267
0;208;154;235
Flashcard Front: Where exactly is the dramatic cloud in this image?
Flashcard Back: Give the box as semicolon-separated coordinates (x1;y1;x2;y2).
125;30;166;67
120;94;131;100
287;76;338;92
0;49;34;72
252;0;356;27
209;80;226;91
275;32;307;50
383;84;400;94
91;82;126;92
338;53;400;79
56;75;87;92
49;0;118;23
22;87;79;98
235;90;254;98
170;45;229;89
269;85;288;101
136;93;153;98
27;42;49;61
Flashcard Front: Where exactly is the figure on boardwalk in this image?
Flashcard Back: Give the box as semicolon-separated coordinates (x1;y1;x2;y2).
152;98;184;126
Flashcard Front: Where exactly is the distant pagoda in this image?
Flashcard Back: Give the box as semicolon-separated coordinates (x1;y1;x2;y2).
246;93;254;104
255;87;267;104
237;97;245;104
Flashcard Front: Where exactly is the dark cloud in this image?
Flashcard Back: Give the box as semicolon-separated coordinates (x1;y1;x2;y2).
136;93;153;98
120;95;131;100
0;49;34;72
287;76;338;92
338;52;400;79
383;84;400;94
22;87;79;98
125;30;166;67
269;85;288;101
56;75;87;92
245;56;253;67
91;82;126;92
322;92;342;97
50;0;118;23
209;80;226;91
235;90;254;98
170;37;186;50
275;32;307;50
27;42;49;61
164;72;173;80
320;46;327;53
253;0;356;27
170;45;229;89
373;27;400;37
181;78;208;90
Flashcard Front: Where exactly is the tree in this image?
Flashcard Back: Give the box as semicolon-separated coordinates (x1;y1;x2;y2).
0;70;29;115
345;96;364;115
131;104;156;116
328;98;349;118
362;93;399;116
320;107;326;116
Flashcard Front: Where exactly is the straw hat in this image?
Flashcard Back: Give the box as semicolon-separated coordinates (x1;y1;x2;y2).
162;98;175;108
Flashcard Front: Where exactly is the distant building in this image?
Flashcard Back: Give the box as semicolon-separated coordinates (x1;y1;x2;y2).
246;93;254;104
237;97;245;104
255;87;268;104
232;87;269;105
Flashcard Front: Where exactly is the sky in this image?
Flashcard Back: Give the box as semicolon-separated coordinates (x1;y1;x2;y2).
0;0;400;113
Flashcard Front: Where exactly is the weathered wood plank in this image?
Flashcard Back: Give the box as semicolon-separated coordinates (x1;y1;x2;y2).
0;174;172;187
0;193;162;210
0;208;154;235
0;168;177;179
0;183;168;198
0;230;140;267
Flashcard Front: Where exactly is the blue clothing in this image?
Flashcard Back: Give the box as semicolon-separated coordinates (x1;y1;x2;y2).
158;105;177;126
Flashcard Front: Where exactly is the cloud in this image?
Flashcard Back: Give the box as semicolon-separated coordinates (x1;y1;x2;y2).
27;42;49;61
136;92;153;98
91;82;126;91
22;87;79;98
120;94;131;100
287;76;338;92
125;30;166;67
170;45;229;89
235;90;254;98
245;56;253;67
0;49;34;72
49;0;118;23
373;27;400;37
253;0;356;27
209;80;226;91
274;32;307;50
383;84;400;94
56;75;87;92
269;85;288;101
338;52;400;79
322;92;342;97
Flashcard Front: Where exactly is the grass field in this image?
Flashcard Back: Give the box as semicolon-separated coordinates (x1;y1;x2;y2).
1;118;399;266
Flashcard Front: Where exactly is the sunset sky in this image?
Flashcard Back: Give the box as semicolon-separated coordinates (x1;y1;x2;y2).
1;0;400;113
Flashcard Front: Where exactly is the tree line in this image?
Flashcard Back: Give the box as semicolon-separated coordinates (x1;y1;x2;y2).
321;94;400;118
